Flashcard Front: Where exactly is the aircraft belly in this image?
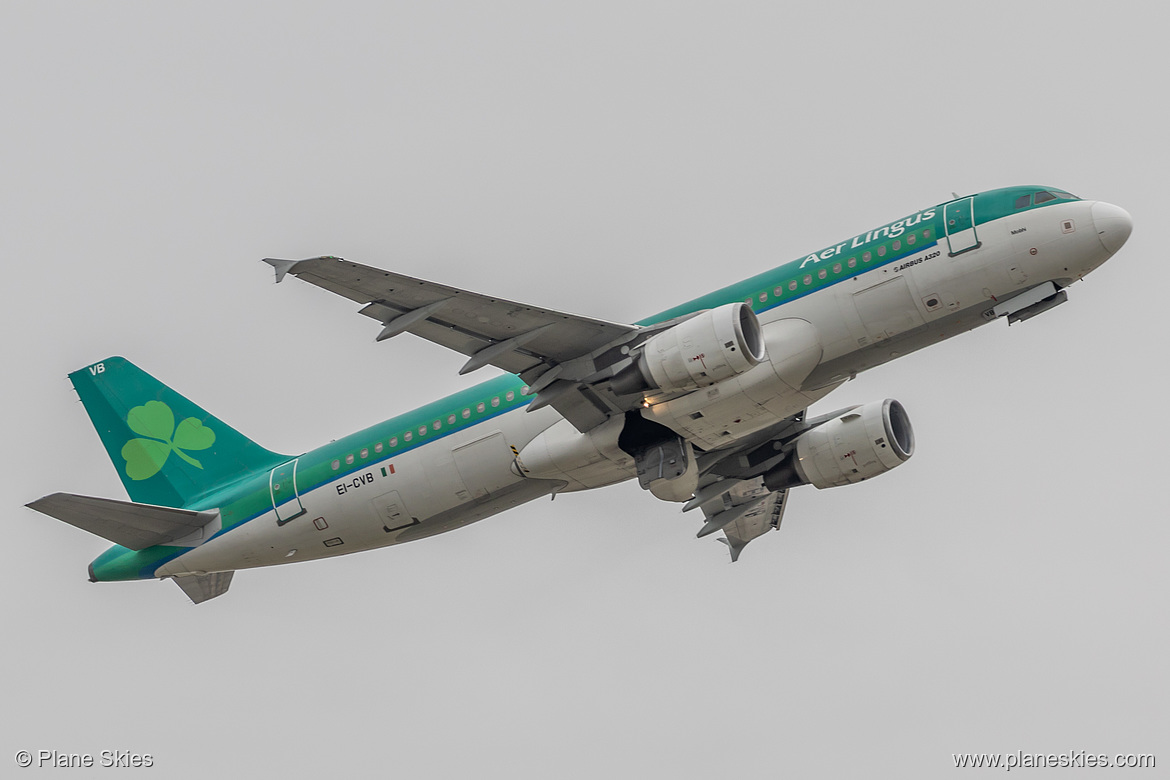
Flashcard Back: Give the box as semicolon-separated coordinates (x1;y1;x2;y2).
805;303;992;389
391;479;562;544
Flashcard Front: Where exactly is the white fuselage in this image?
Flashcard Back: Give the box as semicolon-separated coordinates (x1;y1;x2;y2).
157;198;1117;578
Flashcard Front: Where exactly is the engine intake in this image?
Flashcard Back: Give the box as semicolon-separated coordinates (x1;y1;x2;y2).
764;399;914;490
612;302;765;395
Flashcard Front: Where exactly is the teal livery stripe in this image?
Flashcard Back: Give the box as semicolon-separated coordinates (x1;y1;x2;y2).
643;185;1078;326
643;213;940;325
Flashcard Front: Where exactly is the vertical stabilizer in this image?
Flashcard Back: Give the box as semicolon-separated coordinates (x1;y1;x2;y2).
69;357;289;508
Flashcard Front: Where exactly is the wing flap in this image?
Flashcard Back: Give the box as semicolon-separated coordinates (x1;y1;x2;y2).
26;493;219;551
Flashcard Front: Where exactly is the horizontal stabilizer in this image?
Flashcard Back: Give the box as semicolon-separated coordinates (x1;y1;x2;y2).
172;572;234;604
26;493;219;551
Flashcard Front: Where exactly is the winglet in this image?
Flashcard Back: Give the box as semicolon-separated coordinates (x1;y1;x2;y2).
262;258;302;283
717;536;748;562
263;255;346;283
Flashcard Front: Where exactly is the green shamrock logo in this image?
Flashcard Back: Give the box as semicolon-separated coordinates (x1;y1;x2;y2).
120;401;216;481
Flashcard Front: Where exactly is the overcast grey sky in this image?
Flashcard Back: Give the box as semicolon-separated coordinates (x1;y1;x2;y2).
3;2;1165;777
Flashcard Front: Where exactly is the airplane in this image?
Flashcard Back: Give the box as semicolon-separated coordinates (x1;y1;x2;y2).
26;186;1133;603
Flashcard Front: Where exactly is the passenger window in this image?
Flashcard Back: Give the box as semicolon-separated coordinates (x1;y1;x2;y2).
817;269;827;280
477;402;485;413
832;262;841;274
774;286;783;297
758;292;767;303
462;408;471;419
923;228;932;239
892;240;901;251
862;251;872;262
404;432;412;442
390;436;398;447
907;234;916;246
1014;194;1031;209
419;425;427;436
432;420;441;431
447;414;456;425
360;448;368;459
506;391;515;402
375;442;383;453
847;257;857;268
491;397;500;408
346;454;354;465
788;280;798;291
1034;191;1056;204
331;459;340;471
802;274;812;286
878;245;887;257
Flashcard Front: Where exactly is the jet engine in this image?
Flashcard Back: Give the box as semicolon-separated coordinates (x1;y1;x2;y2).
764;399;914;490
612;303;766;395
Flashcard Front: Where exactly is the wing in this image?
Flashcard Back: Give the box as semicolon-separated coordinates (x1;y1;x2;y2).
265;256;656;431
680;409;823;560
696;479;789;562
711;481;786;561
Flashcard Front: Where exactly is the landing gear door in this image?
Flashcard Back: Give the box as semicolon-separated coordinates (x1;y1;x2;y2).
270;458;306;525
944;197;981;256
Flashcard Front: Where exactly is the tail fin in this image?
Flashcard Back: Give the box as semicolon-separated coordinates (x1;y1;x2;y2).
69;357;289;508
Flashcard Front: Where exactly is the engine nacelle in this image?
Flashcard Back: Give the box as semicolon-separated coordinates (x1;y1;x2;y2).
765;399;914;490
613;303;765;394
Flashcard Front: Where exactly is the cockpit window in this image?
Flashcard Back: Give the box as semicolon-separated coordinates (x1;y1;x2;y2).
1051;190;1078;200
1014;194;1031;209
1034;191;1057;204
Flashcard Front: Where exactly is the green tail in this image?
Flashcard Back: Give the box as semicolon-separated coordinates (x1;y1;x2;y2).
69;357;289;508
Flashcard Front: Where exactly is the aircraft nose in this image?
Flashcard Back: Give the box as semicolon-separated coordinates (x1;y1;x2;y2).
1091;201;1133;255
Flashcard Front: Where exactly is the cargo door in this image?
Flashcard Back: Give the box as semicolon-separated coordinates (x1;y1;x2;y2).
852;277;926;342
452;432;520;501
